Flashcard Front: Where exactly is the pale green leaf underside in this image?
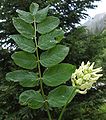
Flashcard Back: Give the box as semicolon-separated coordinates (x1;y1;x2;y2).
11;51;37;69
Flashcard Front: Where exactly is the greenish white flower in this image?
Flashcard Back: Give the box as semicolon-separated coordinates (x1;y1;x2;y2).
71;61;103;94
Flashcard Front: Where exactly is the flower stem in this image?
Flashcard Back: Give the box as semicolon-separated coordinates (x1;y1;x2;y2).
34;18;52;120
58;88;77;120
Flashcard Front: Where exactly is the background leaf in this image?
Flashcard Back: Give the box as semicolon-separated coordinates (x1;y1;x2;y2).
11;51;37;69
38;29;64;50
6;70;38;87
19;90;44;109
43;63;76;86
48;85;76;107
37;16;60;34
10;35;35;53
40;45;69;67
13;17;34;39
30;2;39;15
16;9;33;23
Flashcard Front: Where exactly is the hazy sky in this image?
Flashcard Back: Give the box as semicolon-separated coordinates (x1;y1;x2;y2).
81;0;106;23
87;0;106;17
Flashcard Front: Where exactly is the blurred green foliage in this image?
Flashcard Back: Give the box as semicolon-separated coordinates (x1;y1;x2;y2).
62;27;106;120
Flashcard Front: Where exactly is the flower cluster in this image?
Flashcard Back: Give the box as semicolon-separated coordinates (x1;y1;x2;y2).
71;61;103;94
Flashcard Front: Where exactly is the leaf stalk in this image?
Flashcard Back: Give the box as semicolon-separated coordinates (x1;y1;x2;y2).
34;18;52;120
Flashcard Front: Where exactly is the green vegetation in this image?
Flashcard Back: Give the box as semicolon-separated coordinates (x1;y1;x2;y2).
0;0;106;120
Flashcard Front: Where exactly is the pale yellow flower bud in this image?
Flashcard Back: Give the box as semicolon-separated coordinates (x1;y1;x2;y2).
71;61;103;94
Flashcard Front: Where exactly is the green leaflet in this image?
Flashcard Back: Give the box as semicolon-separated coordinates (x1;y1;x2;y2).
11;51;37;69
38;29;64;50
16;9;34;23
13;17;34;39
40;45;69;67
35;5;49;23
10;35;35;53
30;2;39;15
19;90;44;109
37;16;60;34
48;85;76;107
43;63;76;86
6;70;38;87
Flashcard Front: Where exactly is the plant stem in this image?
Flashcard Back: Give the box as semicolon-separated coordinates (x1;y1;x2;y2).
34;19;52;120
58;88;77;120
